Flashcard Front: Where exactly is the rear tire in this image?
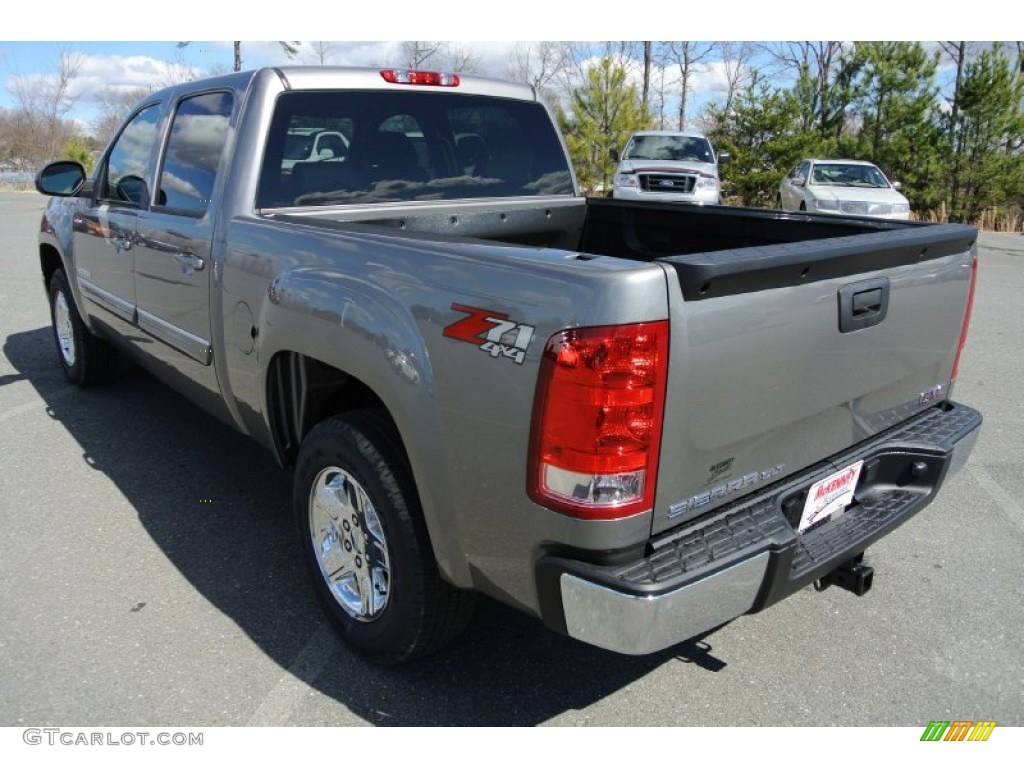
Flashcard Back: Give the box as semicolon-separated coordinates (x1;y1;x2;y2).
48;268;119;386
294;410;475;664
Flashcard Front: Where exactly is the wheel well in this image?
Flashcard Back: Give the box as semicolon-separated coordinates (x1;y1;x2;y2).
267;351;398;468
40;244;62;291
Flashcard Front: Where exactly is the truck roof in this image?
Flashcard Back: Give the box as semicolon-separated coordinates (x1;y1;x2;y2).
141;66;540;106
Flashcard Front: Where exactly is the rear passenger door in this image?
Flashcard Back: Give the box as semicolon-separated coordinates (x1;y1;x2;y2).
134;91;234;368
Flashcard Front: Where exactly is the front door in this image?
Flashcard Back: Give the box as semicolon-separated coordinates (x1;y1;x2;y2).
73;103;162;323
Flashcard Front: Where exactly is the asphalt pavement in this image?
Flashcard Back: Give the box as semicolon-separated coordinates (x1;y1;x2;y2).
1;190;1021;726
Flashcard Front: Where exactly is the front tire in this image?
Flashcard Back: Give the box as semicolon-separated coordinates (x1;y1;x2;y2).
48;268;119;386
294;410;475;664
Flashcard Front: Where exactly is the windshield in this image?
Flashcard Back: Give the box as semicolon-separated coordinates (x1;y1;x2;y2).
810;163;890;188
624;135;713;163
258;91;574;208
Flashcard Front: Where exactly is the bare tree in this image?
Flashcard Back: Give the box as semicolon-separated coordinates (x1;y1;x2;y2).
161;46;198;86
92;85;154;146
665;41;716;129
648;43;676;129
557;42;596;95
7;44;84;169
642;41;653;114
939;41;976;133
306;41;336;66
400;41;443;69
763;41;860;137
11;45;82;125
441;42;479;73
507;41;569;105
716;40;757;114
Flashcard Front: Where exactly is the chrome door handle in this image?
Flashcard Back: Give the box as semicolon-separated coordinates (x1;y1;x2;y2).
173;252;205;273
111;236;133;251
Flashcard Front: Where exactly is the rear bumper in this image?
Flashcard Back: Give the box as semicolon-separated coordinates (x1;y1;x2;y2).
536;401;982;655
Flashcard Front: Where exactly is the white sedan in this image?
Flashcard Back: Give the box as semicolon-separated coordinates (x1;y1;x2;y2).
778;159;911;220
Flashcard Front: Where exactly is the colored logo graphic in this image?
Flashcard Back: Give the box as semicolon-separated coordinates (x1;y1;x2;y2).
920;721;996;742
443;303;535;365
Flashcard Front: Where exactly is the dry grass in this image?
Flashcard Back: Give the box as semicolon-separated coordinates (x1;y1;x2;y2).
918;201;1023;232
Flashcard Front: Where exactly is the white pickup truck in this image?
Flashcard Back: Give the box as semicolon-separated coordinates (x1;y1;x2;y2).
610;130;729;204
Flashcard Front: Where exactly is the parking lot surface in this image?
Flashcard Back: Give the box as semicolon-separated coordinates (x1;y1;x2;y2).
1;190;1021;726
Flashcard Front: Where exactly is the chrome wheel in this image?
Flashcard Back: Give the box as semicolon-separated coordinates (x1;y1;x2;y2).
308;466;391;621
54;290;76;367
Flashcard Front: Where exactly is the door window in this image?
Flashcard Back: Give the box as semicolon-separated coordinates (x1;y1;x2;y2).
100;104;161;205
156;91;234;217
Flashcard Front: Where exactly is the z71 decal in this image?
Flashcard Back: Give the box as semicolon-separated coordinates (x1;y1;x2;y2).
443;303;535;365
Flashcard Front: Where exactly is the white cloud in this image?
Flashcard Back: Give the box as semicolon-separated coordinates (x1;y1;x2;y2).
160;170;202;199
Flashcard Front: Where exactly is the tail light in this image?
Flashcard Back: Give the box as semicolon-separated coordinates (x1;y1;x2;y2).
951;253;978;382
528;321;669;519
379;69;460;87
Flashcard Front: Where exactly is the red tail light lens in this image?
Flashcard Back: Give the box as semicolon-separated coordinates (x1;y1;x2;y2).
528;321;669;519
951;253;978;382
379;69;460;87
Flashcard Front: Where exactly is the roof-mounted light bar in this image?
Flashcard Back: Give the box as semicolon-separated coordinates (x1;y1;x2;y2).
379;69;460;87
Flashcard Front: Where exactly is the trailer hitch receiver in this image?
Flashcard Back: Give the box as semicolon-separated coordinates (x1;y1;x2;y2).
814;553;874;596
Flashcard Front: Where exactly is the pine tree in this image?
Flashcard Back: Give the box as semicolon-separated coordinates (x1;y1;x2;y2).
847;42;945;212
949;44;1024;222
559;58;653;193
62;135;94;174
706;77;818;207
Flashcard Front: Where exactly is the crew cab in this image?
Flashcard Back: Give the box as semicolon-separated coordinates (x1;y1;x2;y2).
34;67;981;663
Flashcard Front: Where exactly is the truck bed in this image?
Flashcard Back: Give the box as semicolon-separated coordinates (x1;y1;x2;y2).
274;198;977;537
276;195;973;265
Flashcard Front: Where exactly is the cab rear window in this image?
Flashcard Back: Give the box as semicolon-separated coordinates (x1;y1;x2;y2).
256;90;573;208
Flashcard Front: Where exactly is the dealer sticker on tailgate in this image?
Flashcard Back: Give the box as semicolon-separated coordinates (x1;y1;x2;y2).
798;461;864;532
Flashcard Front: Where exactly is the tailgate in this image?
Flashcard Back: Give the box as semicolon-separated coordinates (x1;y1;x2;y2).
651;223;976;535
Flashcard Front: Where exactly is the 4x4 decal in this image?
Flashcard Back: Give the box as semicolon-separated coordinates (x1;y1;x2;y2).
443;303;535;365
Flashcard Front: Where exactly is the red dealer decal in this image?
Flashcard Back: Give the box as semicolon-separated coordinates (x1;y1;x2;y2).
443;304;535;365
814;469;858;501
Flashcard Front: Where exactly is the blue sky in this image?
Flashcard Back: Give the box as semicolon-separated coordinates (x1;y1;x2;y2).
0;40;526;128
0;3;1008;133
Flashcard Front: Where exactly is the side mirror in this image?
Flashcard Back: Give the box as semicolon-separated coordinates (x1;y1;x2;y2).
792;177;806;187
892;180;902;191
609;147;620;162
114;174;149;205
717;152;731;166
35;161;86;197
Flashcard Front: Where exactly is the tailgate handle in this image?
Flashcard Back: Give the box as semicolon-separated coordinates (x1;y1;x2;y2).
839;278;889;333
852;288;882;316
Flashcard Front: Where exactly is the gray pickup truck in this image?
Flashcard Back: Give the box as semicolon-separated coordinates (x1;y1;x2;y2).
35;66;981;664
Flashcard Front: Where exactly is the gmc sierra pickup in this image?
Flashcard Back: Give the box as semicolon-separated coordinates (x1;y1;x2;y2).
35;66;981;664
